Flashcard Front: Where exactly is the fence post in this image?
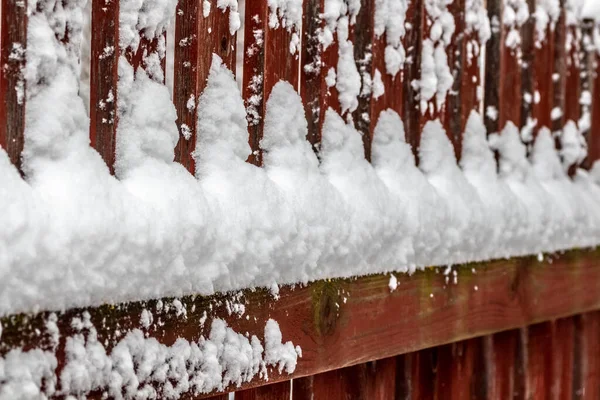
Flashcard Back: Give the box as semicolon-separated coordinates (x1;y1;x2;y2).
90;0;119;174
0;0;27;172
173;0;237;174
244;1;300;166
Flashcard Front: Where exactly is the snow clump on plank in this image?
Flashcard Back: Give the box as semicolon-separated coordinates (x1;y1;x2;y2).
0;313;300;399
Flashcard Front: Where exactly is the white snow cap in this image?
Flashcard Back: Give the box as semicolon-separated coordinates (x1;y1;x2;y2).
374;0;408;76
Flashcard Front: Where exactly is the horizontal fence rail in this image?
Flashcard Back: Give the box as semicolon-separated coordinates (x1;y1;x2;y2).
2;251;600;398
1;0;600;398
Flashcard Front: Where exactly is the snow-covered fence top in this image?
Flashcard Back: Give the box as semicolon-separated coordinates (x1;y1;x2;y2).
1;0;600;398
0;0;600;319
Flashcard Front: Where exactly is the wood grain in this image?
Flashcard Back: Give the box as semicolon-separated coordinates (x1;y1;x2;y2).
89;0;119;174
3;250;600;398
586;27;600;167
244;0;300;166
580;311;600;399
484;0;502;134
236;381;291;399
402;0;424;159
526;322;554;400
173;0;236;174
0;0;27;172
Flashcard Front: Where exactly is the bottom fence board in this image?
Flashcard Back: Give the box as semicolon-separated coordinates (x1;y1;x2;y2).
2;249;600;397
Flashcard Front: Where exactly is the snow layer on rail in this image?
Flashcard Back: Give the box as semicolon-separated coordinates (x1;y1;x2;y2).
2;0;600;320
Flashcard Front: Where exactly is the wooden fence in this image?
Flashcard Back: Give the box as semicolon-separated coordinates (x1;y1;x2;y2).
1;0;600;398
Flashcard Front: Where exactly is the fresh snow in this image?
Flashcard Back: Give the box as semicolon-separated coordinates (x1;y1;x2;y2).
2;0;600;327
0;313;300;399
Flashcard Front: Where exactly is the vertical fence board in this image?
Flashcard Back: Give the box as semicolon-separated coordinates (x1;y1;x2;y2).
500;10;523;129
526;322;554;400
89;0;119;174
365;357;397;400
488;329;526;400
206;395;229;400
519;0;535;133
369;26;404;158
579;311;600;399
445;0;466;156
402;0;423;158
236;380;291;400
244;2;300;166
531;8;556;132
173;0;236;173
552;317;575;400
292;375;314;400
552;3;566;132
0;0;27;172
301;0;324;149
352;0;374;161
563;17;582;126
580;20;595;140
434;338;487;399
484;0;501;134
586;25;600;166
307;365;367;399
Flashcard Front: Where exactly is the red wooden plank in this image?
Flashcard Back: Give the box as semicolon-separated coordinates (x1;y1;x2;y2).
499;14;524;129
244;1;300;166
366;358;397;399
445;0;466;157
531;12;556;132
579;311;600;399
236;380;290;399
580;20;595;139
552;317;575;400
551;4;567;133
563;18;582;125
89;0;119;174
3;251;600;398
435;338;487;399
526;322;554;400
0;0;27;172
300;0;324;149
352;0;374;161
519;0;535;133
402;0;424;158
488;329;526;400
484;0;502;134
173;0;237;173
292;375;313;400
206;395;228;400
587;27;600;166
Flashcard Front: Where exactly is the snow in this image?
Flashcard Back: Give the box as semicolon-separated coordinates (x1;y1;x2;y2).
335;17;361;114
503;0;530;49
388;274;398;291
217;0;241;35
374;0;408;76
0;314;299;399
419;0;456;113
2;0;600;332
582;0;600;20
534;0;560;45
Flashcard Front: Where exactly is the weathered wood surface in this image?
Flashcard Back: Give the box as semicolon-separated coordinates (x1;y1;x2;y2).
173;0;237;174
3;250;600;398
89;0;119;174
0;0;27;172
243;0;300;166
237;381;291;400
